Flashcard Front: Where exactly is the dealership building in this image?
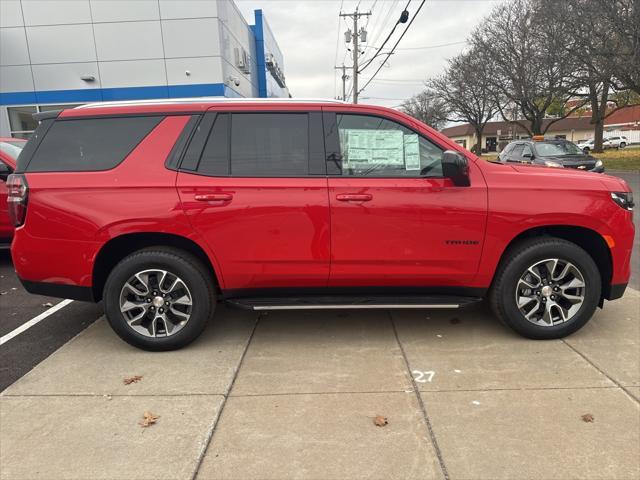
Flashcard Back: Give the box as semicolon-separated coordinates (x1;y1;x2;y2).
0;0;289;138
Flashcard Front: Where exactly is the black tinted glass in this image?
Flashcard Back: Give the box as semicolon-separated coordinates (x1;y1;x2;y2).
27;116;162;172
180;113;215;171
231;113;309;176
198;114;229;176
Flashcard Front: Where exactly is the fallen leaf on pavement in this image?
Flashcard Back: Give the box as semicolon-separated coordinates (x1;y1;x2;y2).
581;413;594;423
123;375;143;385
373;415;388;427
139;411;159;427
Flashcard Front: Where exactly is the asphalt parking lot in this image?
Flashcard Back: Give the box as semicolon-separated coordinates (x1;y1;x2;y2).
0;170;638;479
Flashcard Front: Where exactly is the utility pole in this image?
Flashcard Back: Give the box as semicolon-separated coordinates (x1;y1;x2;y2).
340;8;370;104
334;65;348;100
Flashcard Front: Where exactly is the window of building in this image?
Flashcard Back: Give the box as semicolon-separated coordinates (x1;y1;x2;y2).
8;106;38;138
335;114;443;177
6;104;82;138
26;116;162;172
230;113;309;176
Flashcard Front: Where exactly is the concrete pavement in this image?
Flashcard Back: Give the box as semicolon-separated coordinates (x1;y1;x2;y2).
1;290;639;480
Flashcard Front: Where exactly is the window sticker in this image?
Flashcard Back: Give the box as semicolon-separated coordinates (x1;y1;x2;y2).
403;134;420;170
342;129;404;168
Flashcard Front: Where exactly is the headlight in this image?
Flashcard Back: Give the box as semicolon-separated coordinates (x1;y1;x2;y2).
544;160;563;168
611;192;634;211
595;160;603;168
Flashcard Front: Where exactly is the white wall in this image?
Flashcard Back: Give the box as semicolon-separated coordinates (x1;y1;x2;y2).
0;0;284;136
0;0;261;99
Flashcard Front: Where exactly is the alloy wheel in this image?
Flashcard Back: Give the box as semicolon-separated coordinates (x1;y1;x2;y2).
119;269;193;337
515;258;586;327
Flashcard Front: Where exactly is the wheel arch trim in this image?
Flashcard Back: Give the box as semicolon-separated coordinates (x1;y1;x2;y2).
488;225;613;301
91;232;223;302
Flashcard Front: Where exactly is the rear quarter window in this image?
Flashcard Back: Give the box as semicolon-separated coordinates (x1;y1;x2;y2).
25;116;162;172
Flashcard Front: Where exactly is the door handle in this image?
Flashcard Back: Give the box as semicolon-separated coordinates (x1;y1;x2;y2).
194;193;233;202
336;193;373;202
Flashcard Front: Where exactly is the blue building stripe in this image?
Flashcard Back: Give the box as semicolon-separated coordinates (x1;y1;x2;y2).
252;9;268;98
0;82;233;106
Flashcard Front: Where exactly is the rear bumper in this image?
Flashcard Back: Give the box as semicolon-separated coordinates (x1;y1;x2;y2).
19;279;95;302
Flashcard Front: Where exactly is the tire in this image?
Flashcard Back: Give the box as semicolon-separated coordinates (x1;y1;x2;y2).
489;237;601;339
103;247;215;351
583;147;590;154
619;142;626;149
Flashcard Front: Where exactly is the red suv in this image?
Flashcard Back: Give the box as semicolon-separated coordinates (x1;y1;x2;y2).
8;100;635;350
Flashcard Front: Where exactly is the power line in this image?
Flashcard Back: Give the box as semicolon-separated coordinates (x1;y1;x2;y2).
370;78;425;84
372;40;467;51
358;0;397;66
364;0;398;50
359;0;411;72
358;0;427;96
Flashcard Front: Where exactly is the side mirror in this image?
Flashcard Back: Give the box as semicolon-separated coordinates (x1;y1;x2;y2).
442;150;470;187
0;162;11;182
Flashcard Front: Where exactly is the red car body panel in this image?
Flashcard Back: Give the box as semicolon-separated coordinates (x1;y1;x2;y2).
177;175;330;290
9;101;635;301
11;115;194;285
0;140;22;240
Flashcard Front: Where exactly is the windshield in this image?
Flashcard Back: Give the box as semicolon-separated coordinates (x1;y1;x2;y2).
534;141;584;157
0;141;23;160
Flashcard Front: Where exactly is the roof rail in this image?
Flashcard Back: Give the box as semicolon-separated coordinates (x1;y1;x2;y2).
76;97;348;109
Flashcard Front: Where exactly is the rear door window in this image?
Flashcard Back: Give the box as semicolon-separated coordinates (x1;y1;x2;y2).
26;116;162;172
197;114;230;176
508;144;525;161
230;113;309;176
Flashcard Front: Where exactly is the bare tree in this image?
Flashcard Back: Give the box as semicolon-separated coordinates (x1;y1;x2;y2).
597;0;640;95
546;0;639;151
426;47;498;155
399;91;448;130
471;0;586;136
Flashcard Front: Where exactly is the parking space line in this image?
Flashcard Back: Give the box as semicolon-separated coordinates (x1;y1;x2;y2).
389;310;450;480
0;299;73;346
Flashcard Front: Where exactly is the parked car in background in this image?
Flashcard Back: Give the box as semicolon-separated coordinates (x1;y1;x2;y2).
9;100;634;350
576;138;596;153
499;137;604;172
577;136;628;153
0;138;26;247
605;136;628;149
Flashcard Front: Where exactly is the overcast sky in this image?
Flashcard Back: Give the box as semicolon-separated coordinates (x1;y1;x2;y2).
235;0;501;107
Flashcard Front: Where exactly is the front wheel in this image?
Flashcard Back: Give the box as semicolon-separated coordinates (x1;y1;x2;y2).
103;247;215;351
619;142;626;149
490;237;601;339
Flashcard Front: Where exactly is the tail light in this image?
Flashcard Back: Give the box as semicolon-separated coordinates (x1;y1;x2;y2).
7;174;28;227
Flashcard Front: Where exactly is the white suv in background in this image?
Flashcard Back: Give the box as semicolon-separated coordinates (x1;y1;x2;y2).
577;136;628;153
605;136;628;149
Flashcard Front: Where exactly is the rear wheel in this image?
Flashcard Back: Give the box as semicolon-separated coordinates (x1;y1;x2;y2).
582;147;590;154
490;237;601;339
103;247;215;350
